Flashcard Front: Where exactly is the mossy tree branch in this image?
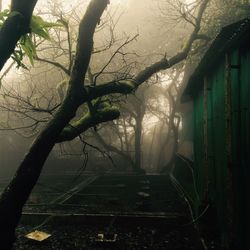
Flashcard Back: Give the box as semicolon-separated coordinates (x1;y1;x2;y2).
76;0;210;105
57;103;120;143
0;1;210;245
0;1;110;248
56;0;210;143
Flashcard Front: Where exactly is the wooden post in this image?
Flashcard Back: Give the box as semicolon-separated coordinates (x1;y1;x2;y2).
225;53;233;187
225;52;235;249
203;75;209;195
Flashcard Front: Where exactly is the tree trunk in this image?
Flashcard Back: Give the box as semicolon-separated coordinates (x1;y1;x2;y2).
93;131;135;170
0;96;80;248
157;123;171;171
122;117;130;155
134;115;143;173
0;0;109;248
0;0;210;246
160;115;180;174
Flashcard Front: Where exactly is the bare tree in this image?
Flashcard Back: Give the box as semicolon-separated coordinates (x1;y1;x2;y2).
0;1;111;248
0;0;210;248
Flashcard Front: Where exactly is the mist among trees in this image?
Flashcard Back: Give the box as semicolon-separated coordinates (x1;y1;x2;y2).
0;0;249;249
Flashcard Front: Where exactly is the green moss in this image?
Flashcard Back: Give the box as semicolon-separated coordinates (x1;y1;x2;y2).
58;103;120;142
72;104;119;130
95;104;120;118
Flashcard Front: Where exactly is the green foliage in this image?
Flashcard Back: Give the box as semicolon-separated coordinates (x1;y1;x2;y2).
0;8;62;69
30;15;62;40
19;35;37;66
0;9;10;25
11;46;29;69
18;15;62;68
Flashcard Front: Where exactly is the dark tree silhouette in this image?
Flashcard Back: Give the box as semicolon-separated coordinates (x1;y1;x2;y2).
0;0;210;248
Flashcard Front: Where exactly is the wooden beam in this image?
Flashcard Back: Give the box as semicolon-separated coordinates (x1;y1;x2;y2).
225;52;236;248
203;75;209;195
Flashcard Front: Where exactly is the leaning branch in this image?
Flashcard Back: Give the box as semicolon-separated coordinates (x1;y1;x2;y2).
69;0;110;88
34;56;70;75
133;0;210;86
28;0;210;144
57;103;119;142
80;0;210;102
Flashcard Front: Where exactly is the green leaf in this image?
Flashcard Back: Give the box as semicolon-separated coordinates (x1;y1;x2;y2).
11;50;28;70
30;15;63;40
31;16;50;40
42;20;63;28
9;14;62;68
0;9;10;21
20;35;37;66
33;15;62;28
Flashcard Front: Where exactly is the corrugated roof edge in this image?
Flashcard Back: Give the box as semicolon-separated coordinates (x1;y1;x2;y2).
181;17;250;102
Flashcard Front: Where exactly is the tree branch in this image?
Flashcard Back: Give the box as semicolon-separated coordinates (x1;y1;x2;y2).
34;56;70;75
93;34;138;85
133;0;210;86
57;103;119;142
92;130;135;168
69;0;110;88
79;0;210;103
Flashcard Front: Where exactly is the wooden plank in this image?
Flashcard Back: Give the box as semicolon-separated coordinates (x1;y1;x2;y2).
203;75;209;195
225;52;236;247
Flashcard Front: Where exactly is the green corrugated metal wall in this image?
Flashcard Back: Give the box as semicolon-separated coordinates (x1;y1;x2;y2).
191;46;250;246
193;91;204;206
192;58;228;232
230;49;242;245
208;58;228;233
238;48;250;248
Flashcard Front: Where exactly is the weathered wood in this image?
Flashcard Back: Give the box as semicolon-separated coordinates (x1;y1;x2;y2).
225;52;236;248
203;75;209;194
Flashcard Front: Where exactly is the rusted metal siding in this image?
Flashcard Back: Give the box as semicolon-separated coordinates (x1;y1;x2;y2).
190;46;250;248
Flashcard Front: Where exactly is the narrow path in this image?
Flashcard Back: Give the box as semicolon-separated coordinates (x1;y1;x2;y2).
13;174;206;249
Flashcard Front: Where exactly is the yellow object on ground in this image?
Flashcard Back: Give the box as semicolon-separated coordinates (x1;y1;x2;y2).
25;230;51;242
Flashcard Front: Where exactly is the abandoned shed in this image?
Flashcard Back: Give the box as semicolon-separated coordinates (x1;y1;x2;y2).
181;17;250;249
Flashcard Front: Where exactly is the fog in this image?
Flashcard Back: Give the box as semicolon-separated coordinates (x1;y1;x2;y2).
0;0;249;249
1;0;248;177
0;0;192;176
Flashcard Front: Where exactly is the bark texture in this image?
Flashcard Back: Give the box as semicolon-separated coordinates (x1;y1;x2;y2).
0;1;210;248
0;1;109;248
